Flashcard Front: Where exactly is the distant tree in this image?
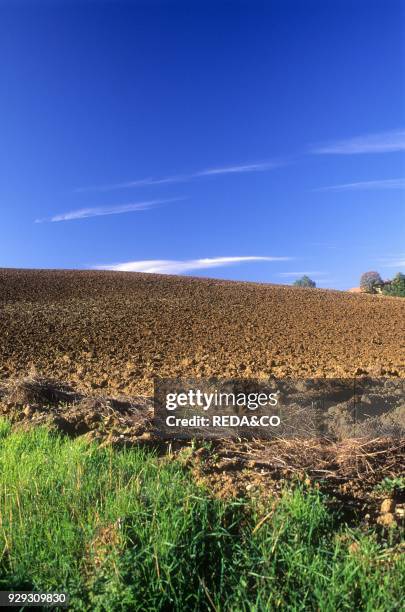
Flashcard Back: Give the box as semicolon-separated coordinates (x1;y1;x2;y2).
382;272;405;298
293;275;316;288
360;271;383;294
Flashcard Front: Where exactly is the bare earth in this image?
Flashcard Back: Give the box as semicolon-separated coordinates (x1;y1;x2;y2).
0;268;404;394
0;268;404;522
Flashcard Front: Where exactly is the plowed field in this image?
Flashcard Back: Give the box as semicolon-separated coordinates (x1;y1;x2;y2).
0;268;403;394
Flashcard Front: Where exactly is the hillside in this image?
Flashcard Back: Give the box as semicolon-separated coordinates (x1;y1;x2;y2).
0;268;403;394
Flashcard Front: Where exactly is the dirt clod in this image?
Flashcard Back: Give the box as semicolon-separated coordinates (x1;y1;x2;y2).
377;513;397;528
380;498;395;514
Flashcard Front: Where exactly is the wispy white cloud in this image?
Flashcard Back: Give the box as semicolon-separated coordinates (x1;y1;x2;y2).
314;178;405;192
377;255;405;268
35;198;180;223
195;161;279;177
311;129;405;154
76;160;281;193
75;176;188;193
94;256;292;275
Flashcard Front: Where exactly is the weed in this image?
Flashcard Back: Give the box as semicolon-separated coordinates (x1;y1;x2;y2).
0;423;403;611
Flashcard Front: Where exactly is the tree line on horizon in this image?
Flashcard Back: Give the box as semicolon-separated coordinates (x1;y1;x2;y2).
360;271;405;297
292;272;405;296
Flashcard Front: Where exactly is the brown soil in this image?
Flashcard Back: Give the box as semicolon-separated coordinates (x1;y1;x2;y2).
1;269;403;524
0;268;403;395
0;376;152;440
1;376;404;528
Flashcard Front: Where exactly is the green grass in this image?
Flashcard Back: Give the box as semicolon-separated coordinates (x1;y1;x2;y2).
374;476;405;496
0;420;403;611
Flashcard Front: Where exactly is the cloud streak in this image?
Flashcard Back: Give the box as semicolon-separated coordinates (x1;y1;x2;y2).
35;198;180;223
311;129;405;155
76;160;281;193
314;178;405;192
377;256;405;268
195;161;280;177
94;256;292;275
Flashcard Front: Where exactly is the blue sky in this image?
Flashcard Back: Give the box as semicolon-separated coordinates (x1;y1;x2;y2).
1;0;404;289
